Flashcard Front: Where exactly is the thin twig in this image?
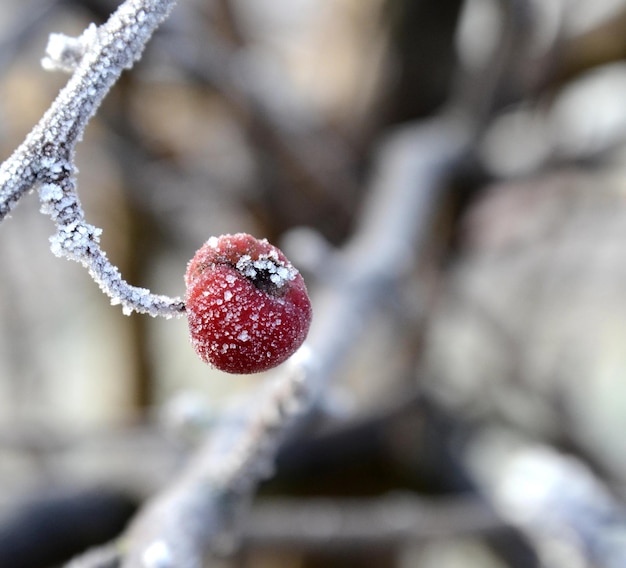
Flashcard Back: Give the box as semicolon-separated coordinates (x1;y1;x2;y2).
0;0;184;317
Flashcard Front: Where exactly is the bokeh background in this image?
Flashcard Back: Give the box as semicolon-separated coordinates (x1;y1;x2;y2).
2;0;626;567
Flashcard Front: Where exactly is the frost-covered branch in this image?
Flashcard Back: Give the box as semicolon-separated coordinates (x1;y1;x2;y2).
114;347;312;567
0;0;184;317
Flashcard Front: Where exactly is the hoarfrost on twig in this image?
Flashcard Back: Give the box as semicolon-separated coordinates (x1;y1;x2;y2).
0;0;184;317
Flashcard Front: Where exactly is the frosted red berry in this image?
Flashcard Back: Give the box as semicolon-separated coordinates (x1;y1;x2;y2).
185;233;312;374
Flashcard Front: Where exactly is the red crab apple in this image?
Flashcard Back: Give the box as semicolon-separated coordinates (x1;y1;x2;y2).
185;233;312;374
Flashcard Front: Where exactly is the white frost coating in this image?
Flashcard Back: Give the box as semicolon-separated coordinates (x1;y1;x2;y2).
236;254;253;277
39;183;64;202
235;250;298;288
0;0;184;318
141;540;173;568
41;24;98;73
238;330;250;341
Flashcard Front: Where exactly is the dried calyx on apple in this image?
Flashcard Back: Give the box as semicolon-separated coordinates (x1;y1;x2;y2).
185;233;312;374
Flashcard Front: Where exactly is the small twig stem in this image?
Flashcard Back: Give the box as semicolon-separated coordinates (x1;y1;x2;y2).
0;0;184;317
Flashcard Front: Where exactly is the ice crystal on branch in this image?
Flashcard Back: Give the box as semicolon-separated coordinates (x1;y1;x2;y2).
41;26;96;73
0;0;184;318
